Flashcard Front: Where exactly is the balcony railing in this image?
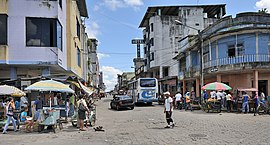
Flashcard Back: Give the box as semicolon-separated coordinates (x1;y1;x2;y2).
204;54;270;69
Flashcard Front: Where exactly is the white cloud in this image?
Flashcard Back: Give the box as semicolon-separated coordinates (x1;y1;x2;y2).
97;53;110;60
86;21;101;38
101;66;122;91
101;0;144;11
93;5;100;11
256;0;270;12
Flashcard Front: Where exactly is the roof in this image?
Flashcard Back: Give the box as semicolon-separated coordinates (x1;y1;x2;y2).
139;4;226;27
76;0;88;17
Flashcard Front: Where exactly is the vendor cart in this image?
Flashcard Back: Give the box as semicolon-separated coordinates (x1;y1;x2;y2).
38;109;62;133
204;99;221;113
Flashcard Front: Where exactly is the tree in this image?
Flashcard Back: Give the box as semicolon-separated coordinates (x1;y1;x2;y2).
258;8;268;13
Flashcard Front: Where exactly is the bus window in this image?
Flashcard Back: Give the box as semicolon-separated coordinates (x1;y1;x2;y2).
140;79;156;87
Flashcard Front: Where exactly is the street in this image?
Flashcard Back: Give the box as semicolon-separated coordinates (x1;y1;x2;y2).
1;95;270;145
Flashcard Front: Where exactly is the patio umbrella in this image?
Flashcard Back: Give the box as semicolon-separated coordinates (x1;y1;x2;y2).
25;80;74;93
202;82;232;91
0;85;26;97
25;80;74;109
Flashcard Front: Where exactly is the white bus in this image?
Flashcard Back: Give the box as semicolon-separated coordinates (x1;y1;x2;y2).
127;78;158;105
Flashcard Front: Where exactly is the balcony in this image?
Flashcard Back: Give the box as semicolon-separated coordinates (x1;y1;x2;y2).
203;54;270;73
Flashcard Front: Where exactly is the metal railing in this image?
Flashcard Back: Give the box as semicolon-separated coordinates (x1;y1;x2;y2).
204;54;270;69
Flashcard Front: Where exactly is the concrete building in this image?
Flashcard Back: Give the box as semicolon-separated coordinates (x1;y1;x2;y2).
138;5;225;95
0;0;89;83
88;38;100;90
99;72;106;92
176;12;270;97
116;72;135;91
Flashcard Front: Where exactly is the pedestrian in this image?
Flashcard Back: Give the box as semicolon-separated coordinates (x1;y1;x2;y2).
203;90;208;103
175;91;182;109
253;92;259;116
78;94;90;131
242;92;250;113
3;97;18;134
163;92;175;128
185;92;193;111
260;91;266;104
32;96;42;121
210;91;216;99
65;99;70;121
183;91;189;109
226;92;232;112
20;96;28;110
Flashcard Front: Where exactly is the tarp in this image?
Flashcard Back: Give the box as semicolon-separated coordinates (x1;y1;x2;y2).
237;88;258;92
78;81;93;95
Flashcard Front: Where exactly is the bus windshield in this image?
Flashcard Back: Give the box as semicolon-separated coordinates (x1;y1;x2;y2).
140;79;156;87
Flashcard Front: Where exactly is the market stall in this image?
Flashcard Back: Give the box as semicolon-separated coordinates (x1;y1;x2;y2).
0;85;26;128
201;82;232;113
25;80;74;133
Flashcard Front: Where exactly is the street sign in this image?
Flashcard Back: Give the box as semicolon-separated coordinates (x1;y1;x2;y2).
131;39;144;44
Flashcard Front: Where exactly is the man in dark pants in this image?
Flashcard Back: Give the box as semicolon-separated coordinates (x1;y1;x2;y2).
164;92;175;128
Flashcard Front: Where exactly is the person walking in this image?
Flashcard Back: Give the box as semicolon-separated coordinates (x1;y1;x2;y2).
185;93;193;111
253;92;259;116
78;95;90;131
175;91;182;110
242;92;250;113
3;97;18;134
226;92;232;112
164;92;175;128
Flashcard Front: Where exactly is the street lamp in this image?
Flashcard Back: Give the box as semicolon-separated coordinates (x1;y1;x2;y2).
175;20;204;102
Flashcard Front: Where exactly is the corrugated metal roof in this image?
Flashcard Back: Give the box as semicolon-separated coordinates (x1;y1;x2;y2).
139;4;226;28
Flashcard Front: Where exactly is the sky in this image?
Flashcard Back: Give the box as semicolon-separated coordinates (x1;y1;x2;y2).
85;0;270;91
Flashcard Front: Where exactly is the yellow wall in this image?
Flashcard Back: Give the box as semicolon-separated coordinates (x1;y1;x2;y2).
0;0;8;14
0;0;8;61
0;45;8;61
66;0;83;78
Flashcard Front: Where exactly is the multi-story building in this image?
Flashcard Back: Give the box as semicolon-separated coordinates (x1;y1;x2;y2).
116;72;135;91
139;5;225;95
0;0;89;83
99;72;106;92
176;12;270;96
88;38;100;90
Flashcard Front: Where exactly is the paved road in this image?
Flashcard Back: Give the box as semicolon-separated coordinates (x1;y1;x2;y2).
1;96;270;145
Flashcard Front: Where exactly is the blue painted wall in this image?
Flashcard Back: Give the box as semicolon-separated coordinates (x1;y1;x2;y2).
258;33;269;54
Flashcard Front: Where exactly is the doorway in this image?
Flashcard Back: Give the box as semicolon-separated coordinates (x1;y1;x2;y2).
258;80;268;96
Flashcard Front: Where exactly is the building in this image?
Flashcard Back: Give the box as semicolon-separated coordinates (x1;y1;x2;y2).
88;38;100;90
116;72;135;91
0;0;89;84
176;12;270;97
99;72;106;92
138;5;225;95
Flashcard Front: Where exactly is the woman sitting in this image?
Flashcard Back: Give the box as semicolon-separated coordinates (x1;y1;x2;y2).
20;107;33;132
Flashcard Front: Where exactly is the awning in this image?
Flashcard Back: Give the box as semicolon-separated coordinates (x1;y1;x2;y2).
78;81;93;95
67;80;81;88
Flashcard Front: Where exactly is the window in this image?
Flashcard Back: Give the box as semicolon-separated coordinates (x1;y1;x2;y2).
56;21;62;51
59;0;62;8
76;18;80;40
0;14;7;45
150;38;154;46
140;79;156;87
150;23;153;32
228;44;244;57
150;52;154;61
77;47;81;67
163;67;169;77
26;18;62;48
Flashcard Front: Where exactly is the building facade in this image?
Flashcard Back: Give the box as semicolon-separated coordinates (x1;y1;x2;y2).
0;0;89;81
138;5;225;95
88;38;100;90
177;12;270;97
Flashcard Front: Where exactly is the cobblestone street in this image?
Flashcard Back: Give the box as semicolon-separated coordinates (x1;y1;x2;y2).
1;96;270;145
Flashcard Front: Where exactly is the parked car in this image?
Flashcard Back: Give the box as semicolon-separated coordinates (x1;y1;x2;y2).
110;95;134;111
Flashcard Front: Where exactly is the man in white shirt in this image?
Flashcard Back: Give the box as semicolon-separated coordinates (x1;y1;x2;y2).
164;92;175;128
210;91;216;99
20;96;28;109
175;92;182;109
